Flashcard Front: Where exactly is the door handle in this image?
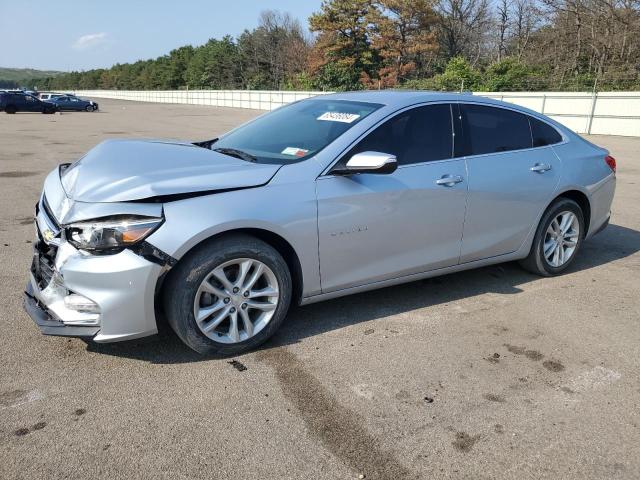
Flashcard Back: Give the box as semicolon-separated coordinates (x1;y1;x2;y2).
530;163;552;173
436;174;463;187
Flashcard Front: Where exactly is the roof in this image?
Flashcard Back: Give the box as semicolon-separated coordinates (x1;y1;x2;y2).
314;89;551;120
316;90;478;105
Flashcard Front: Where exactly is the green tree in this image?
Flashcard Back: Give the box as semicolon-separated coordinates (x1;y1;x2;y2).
185;37;241;89
481;58;547;91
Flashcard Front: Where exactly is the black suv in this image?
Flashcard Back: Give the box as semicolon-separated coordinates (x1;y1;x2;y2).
0;91;58;114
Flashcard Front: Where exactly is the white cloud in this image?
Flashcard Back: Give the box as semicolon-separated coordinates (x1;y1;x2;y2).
72;32;108;51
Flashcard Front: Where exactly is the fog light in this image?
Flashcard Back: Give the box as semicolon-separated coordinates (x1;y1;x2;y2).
64;294;100;314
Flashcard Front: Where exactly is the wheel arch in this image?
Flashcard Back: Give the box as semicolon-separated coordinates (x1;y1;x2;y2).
161;227;304;306
552;189;591;234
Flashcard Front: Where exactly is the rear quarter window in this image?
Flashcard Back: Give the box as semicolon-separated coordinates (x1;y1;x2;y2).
530;117;563;146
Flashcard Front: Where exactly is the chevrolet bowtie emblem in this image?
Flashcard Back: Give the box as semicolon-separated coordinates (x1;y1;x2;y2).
42;229;55;242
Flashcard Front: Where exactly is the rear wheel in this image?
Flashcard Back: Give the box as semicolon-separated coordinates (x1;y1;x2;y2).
163;234;292;355
5;105;16;114
520;198;585;276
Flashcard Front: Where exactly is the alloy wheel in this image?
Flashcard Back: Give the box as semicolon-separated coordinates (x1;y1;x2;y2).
193;258;279;344
543;211;580;267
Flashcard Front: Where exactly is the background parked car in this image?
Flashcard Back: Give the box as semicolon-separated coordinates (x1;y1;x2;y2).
39;92;65;101
46;94;98;112
0;91;57;114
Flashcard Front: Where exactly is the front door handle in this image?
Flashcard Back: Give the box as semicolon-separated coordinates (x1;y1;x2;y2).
436;174;464;187
530;163;552;173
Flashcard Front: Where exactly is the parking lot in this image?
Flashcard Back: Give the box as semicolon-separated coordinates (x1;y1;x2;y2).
0;99;639;479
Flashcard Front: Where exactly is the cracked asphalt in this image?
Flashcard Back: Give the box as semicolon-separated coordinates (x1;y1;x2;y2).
1;99;639;479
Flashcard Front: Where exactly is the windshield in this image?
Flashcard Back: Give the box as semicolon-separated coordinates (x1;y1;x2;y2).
211;99;382;164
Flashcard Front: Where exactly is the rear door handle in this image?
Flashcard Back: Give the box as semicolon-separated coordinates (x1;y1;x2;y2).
436;174;464;187
530;163;552;173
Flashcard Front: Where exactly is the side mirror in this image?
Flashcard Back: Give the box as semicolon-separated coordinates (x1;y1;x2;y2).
334;151;398;175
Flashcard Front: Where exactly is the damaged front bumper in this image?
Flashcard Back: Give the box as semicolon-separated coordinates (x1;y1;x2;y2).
24;282;100;338
24;229;164;343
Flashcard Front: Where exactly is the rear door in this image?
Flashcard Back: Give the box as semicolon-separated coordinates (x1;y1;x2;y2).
57;96;70;109
317;103;468;293
456;103;561;263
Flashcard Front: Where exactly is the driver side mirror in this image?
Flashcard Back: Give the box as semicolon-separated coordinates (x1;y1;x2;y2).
333;151;398;175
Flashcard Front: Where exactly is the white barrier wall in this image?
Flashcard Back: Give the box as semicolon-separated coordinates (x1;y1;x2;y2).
74;89;640;137
480;91;640;137
74;89;328;112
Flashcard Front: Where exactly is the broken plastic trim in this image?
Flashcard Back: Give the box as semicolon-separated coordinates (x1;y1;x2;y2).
128;241;177;268
192;137;218;150
58;162;72;175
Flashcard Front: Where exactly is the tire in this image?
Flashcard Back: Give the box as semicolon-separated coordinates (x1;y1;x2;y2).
163;234;292;355
85;105;93;112
519;198;585;276
5;105;16;114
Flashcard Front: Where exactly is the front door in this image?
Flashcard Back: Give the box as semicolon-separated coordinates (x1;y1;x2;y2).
24;95;40;112
317;103;468;293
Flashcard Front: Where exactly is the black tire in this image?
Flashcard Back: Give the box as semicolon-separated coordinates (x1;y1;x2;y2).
85;105;93;112
519;198;585;276
5;105;16;114
163;234;292;355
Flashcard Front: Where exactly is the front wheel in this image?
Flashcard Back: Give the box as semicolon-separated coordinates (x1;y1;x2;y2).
519;198;585;276
163;234;292;355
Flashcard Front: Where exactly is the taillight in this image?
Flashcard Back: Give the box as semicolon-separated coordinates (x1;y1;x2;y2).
605;155;616;173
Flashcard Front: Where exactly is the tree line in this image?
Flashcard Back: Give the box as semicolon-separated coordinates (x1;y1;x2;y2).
25;1;640;92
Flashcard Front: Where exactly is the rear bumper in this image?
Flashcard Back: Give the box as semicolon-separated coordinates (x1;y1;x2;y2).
592;215;610;236
587;175;615;239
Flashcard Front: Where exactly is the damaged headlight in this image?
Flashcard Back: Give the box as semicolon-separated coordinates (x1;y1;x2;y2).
65;216;163;252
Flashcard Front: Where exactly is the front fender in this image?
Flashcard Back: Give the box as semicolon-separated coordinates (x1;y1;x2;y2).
145;181;322;297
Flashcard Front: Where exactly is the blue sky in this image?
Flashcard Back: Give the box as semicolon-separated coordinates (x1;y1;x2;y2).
0;0;321;71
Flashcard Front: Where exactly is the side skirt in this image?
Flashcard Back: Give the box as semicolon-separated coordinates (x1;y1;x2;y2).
299;250;527;306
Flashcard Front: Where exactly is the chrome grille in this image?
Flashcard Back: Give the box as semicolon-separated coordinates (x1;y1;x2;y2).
41;194;60;230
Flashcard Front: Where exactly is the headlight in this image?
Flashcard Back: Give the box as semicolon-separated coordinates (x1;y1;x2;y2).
65;215;163;252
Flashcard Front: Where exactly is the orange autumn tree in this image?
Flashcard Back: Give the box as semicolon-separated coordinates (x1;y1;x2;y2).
309;0;378;90
364;0;439;88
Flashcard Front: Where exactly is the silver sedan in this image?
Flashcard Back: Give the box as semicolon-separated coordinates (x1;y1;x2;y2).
24;92;616;355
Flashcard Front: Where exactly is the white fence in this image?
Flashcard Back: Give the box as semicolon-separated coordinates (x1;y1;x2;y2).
74;89;640;137
74;89;327;112
480;91;640;137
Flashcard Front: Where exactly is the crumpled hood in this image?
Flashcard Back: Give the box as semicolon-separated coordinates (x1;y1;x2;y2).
61;139;281;202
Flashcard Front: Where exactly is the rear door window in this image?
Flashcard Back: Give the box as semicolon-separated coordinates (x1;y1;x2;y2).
341;103;453;167
529;117;563;146
458;104;532;156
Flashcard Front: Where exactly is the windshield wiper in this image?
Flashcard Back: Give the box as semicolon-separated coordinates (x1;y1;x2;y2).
213;147;257;163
